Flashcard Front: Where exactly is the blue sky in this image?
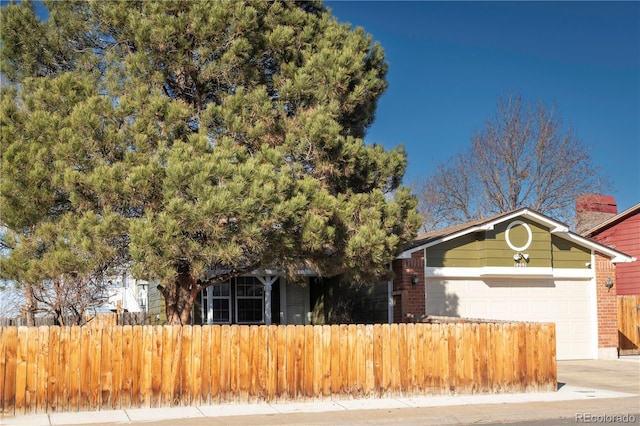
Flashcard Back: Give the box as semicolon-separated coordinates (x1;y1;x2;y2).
326;1;640;213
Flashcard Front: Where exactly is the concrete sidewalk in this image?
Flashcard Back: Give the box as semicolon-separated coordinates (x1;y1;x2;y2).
2;358;639;426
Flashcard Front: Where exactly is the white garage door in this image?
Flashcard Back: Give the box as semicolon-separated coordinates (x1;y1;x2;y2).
425;279;595;360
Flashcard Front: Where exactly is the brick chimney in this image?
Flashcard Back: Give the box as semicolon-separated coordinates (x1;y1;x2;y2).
575;194;617;235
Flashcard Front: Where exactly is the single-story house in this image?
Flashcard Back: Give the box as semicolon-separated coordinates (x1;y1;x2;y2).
391;208;636;361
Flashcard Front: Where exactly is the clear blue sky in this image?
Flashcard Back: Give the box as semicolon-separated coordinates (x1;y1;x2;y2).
326;1;640;213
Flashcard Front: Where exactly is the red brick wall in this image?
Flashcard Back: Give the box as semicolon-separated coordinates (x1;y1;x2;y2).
595;253;618;349
392;250;425;322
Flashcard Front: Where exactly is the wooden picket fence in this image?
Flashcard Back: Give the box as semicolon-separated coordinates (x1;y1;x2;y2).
618;295;640;355
0;322;557;417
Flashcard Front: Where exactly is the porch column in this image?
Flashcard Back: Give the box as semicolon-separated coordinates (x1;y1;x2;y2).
257;276;278;325
206;285;213;324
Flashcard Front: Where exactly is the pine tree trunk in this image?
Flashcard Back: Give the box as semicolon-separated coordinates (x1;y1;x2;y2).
162;267;199;325
23;283;37;327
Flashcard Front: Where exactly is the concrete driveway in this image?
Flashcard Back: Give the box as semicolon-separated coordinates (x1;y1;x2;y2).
3;358;639;426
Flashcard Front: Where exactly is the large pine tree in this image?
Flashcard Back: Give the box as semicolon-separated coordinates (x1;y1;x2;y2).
1;0;421;325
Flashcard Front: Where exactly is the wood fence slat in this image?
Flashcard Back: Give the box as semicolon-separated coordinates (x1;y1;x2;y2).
304;325;314;399
284;325;297;400
120;326;133;409
228;325;240;403
477;323;489;394
347;324;358;397
247;326;258;402
363;325;374;397
403;323;418;395
455;323;465;395
2;327;17;416
210;325;221;404
463;323;473;394
618;295;640;352
274;325;286;401
312;325;324;398
516;323;527;393
47;326;62;413
219;325;231;403
180;325;193;407
252;326;263;402
131;326;142;408
67;327;80;412
111;326;123;410
160;326;173;407
330;325;341;397
398;324;408;394
389;324;400;396
507;322;516;390
526;323;537;392
424;324;435;394
544;322;556;391
238;325;250;403
266;325;277;401
89;328;102;411
0;327;7;415
25;327;39;414
414;324;425;393
14;327;28;415
356;325;366;397
140;325;154;408
470;323;480;394
191;326;202;407
35;326;49;413
199;325;211;406
339;324;350;396
295;325;306;399
171;325;184;406
493;323;504;393
78;326;91;412
446;324;457;395
429;324;442;395
100;327;113;410
322;326;332;399
279;325;292;401
150;326;163;408
510;322;520;391
372;324;382;396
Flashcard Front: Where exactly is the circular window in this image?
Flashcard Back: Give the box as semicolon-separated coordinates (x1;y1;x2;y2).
505;220;532;252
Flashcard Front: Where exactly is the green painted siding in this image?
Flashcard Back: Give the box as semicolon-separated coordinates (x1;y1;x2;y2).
425;233;481;267
425;218;588;270
486;219;552;268
551;235;591;268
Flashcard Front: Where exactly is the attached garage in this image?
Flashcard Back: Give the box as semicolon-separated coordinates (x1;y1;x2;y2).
426;278;595;360
393;208;635;361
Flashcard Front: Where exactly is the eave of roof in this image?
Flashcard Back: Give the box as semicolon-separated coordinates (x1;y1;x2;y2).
583;202;640;237
399;208;636;264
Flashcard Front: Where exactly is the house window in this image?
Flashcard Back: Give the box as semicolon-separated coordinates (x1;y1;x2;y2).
202;282;231;324
236;277;264;324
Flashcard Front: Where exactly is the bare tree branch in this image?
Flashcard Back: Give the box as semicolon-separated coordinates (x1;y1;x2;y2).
415;94;611;230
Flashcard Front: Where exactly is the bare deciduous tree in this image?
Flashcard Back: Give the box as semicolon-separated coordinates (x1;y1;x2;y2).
416;94;610;231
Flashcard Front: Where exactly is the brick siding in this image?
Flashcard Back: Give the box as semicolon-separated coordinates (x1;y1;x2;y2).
392;250;425;322
595;253;618;349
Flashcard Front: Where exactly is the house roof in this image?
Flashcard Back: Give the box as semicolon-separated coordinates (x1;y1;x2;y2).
399;208;636;264
583;202;640;237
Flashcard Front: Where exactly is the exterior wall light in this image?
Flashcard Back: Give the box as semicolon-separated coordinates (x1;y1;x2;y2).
411;275;419;286
605;278;614;292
